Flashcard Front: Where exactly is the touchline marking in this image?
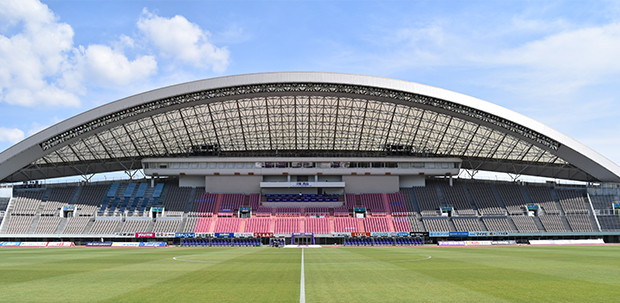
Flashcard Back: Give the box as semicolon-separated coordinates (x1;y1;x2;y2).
300;248;305;303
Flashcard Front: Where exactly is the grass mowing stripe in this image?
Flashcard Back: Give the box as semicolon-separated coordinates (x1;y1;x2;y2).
300;248;305;303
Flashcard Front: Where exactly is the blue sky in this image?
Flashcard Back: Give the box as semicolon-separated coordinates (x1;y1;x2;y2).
1;0;620;182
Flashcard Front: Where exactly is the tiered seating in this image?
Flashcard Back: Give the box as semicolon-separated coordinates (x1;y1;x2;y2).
274;218;301;234
276;207;301;217
510;216;539;232
213;218;241;233
4;216;34;234
33;217;62;234
408;217;424;232
160;185;191;216
360;193;386;215
120;219;151;233
62;217;91;234
248;193;260;209
387;192;407;216
496;184;527;215
152;219;181;233
11;190;44;215
556;189;590;214
566;215;596;232
194;217;212;232
182;217;198;232
482;217;515;232
589;195;617;211
598;216;620;231
334;217;360;232
422;218;453;232
245;218;271;233
400;188;417;214
438;181;476;216
467;182;504;215
42;187;75;215
363;217;390;232
452;218;484;232
412;186;442;216
334;193;356;216
255;207;272;217
88;219;120;234
527;186;560;214
76;185;107;216
305;207;329;216
305;217;329;234
392;217;411;232
218;194;245;216
539;215;569;232
192;193;218;216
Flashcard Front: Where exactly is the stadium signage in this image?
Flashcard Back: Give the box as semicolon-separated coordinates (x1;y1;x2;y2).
215;233;234;238
253;232;274;238
175;233;196;238
19;242;48;247
112;243;140;247
292;233;314;236
353;207;366;212
0;242;21;246
614;203;620;209
86;242;113;247
468;231;509;237
140;242;166;247
371;232;390;237
291;182;313;187
527;204;539;210
331;233;350;237
464;241;492;246
438;241;466;246
351;232;371;237
155;233;175;238
491;240;517;245
151;207;164;212
62;206;75;211
449;232;469;237
395;232;410;237
135;232;156;238
47;242;74;247
235;233;254;237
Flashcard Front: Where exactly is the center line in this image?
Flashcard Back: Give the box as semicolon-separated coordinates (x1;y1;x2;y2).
300;248;305;303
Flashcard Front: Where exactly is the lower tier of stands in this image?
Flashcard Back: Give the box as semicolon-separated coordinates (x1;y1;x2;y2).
0;213;607;234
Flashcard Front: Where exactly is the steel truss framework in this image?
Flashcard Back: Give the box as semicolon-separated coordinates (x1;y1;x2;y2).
0;81;605;182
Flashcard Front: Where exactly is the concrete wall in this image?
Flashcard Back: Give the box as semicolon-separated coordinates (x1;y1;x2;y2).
179;176;205;188
205;175;262;193
399;175;426;187
342;175;399;193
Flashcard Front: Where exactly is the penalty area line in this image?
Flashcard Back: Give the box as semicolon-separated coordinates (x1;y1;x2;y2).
300;248;305;303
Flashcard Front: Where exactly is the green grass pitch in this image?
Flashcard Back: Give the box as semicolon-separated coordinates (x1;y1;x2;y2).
0;245;619;302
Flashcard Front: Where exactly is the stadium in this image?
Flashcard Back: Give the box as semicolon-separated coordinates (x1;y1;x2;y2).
0;72;619;301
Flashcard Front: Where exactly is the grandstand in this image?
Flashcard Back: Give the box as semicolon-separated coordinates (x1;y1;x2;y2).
0;72;619;245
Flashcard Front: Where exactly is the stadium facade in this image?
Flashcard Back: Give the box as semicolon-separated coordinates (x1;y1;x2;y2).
1;72;620;245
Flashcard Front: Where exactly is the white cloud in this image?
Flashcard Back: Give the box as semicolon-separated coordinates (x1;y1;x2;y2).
137;9;230;72
487;23;620;87
0;0;80;107
76;44;157;87
0;127;24;144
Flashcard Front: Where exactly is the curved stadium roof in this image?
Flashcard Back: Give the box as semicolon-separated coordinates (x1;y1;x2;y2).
1;72;619;183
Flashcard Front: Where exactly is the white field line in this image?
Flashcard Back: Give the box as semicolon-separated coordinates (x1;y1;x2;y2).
300;248;305;303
